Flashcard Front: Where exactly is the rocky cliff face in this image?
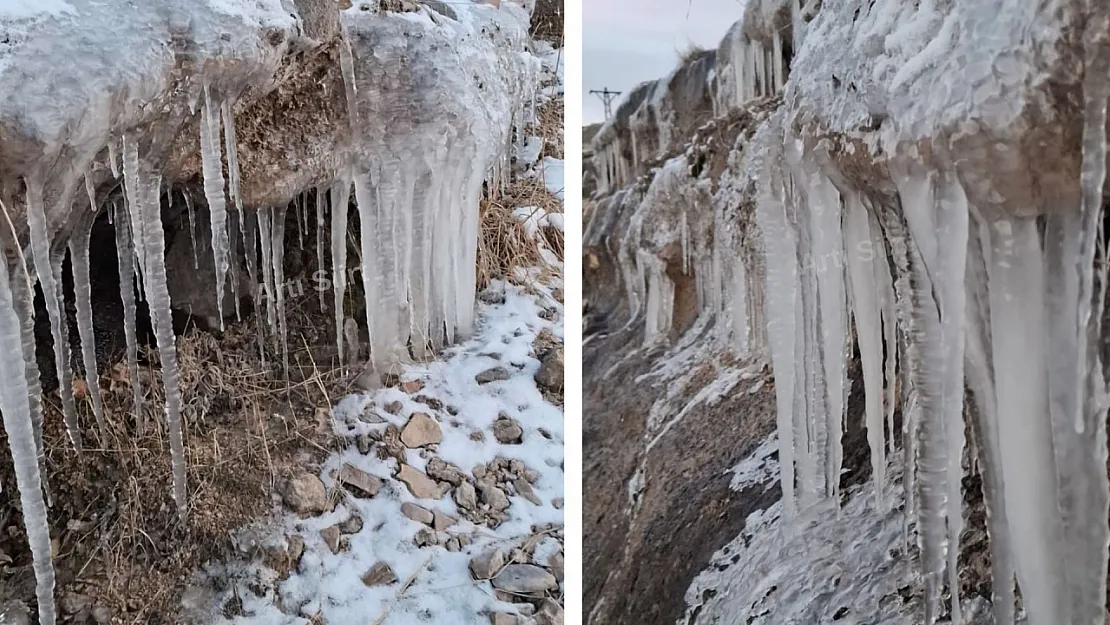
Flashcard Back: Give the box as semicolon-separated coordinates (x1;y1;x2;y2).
585;1;1110;623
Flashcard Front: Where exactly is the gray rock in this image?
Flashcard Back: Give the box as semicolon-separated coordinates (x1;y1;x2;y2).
491;564;558;594
532;599;564;625
362;562;398;586
514;478;541;506
337;463;382;498
432;509;456;531
492;416;524;444
455;481;478;510
414;528;439;547
551;497;564;509
476;367;512;384
426;457;467;485
469;548;504;580
279;472;328;515
338;515;363;534
479;481;511;511
401;502;435;526
401;412;442;447
445;537;461;552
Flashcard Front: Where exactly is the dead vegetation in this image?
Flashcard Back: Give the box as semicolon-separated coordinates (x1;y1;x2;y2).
530;0;563;44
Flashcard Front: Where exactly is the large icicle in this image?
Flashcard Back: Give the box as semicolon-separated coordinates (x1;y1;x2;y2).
271;205;289;379
113;198;144;430
199;86;230;331
257;206;277;330
0;256;56;625
123;134;188;520
315;189;327;310
24;177;82;449
756;146;798;520
68;216;107;437
11;258;48;505
330;181;349;364
964;209;1015;625
843;191;885;505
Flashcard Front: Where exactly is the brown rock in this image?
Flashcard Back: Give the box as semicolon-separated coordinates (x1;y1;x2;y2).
469;548;504;580
514;478;541;506
476;367;512;384
432;509;456;531
337;463;382;498
533;599;564;625
454;481;478;510
414;528;439;547
401;502;435;526
397;464;444;499
278;472;328;515
490;614;518;625
535;348;563;392
338;515;363;534
479;481;511;511
491;564;558;594
400;412;442;448
362;562;398;586
320;526;342;554
384;400;403;414
492;416;523;444
426;457;467;485
401;379;425;393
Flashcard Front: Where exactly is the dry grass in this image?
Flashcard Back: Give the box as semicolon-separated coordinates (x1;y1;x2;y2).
676;42;706;64
0;310;348;623
530;0;563;44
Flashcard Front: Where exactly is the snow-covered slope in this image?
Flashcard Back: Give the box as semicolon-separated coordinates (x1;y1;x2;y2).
584;1;1110;624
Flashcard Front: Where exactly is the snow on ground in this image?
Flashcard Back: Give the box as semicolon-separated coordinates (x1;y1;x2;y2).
204;278;563;625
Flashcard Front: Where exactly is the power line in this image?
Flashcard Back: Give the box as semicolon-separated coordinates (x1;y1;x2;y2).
589;88;622;120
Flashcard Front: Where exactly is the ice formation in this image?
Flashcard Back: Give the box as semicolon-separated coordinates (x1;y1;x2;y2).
0;0;537;617
586;0;1110;622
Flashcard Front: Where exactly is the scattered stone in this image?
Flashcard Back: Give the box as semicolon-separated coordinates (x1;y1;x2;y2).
432;509;456;531
91;605;112;624
476;367;512;384
381;372;402;387
358;408;386;424
551;497;564;509
397;464;444;499
401;502;435;526
479;481;511;511
514;478;541;505
479;290;506;305
357;433;374;454
492;564;558;594
535;348;563;392
548;552;564;582
320;526;342;554
338;515;363;534
490;613;518;625
509;459;526;476
446;537;461;552
470;548;504;580
518;603;537;617
383;400;404;414
455;481;478;510
401;412;442;447
458;533;472;547
377;425;407;464
337;463;382;498
538;427;553;440
401;379;425;393
361;562;398;587
532;599;565;625
553;288;563;303
278;472;328;514
414;528;439;547
473;464;488;480
426;457;467;485
264;535;305;578
415;394;444;410
470;430;485;442
523;469;539;483
492;415;524;444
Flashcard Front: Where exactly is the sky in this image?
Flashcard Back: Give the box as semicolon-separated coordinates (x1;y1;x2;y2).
583;0;747;125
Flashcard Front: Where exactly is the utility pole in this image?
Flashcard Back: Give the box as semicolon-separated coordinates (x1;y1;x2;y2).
590;88;622;120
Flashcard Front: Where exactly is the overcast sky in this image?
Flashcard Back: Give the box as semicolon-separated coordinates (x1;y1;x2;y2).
583;0;747;125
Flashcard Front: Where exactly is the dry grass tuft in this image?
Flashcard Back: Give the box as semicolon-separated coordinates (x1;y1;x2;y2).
530;0;563;44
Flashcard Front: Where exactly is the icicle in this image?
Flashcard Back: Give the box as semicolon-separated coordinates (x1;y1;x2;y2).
68;217;107;437
0;257;56;625
12;259;48;506
756;148;797;520
199;85;230;331
315;189;327;310
339;33;359;129
113;198;144;431
257;207;277;330
964;209;1015;625
221;99;245;227
843;192;885;506
298;195;307;250
123;134;188;520
330;181;349;363
680;210;689;275
272;204;289;379
108;139;120;178
24;177;82;449
353;166;399;369
84;171;97;212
